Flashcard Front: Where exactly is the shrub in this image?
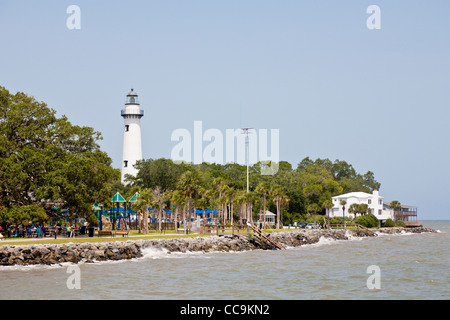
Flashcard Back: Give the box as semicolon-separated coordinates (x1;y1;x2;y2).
384;219;395;228
354;214;380;228
327;216;352;225
395;220;406;227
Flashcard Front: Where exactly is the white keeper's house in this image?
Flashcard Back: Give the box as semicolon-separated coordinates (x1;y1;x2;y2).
329;189;393;222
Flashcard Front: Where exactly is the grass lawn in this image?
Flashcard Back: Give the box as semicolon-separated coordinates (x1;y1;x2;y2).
0;227;291;246
0;230;210;246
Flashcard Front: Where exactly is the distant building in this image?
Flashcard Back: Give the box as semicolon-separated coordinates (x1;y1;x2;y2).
383;201;421;227
258;210;276;227
329;189;421;226
330;189;391;221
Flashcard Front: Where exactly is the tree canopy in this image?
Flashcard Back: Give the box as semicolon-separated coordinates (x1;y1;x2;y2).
0;86;118;226
126;156;381;225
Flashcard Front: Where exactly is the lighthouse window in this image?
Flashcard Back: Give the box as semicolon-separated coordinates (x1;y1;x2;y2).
125;125;129;132
124;161;128;168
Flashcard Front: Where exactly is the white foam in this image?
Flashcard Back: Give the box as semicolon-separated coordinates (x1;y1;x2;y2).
308;236;342;248
375;230;415;237
0;261;73;271
141;246;171;259
344;231;364;241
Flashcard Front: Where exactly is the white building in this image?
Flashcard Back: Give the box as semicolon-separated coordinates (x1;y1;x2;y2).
121;89;144;184
329;189;394;222
258;210;276;226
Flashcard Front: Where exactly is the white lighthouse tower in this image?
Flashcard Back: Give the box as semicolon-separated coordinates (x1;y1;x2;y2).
121;89;144;184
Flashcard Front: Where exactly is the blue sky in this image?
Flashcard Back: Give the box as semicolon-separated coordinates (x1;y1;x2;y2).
1;1;449;219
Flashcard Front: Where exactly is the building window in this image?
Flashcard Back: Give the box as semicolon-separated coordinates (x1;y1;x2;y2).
368;199;372;204
124;160;128;168
378;209;382;215
125;125;129;132
379;199;382;205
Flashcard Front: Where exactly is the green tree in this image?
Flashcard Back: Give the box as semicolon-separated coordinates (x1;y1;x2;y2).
340;200;347;220
389;200;402;222
270;185;284;229
177;170;201;232
255;182;270;228
4;205;47;226
130;158;188;191
168;189;185;233
322;199;334;228
307;203;321;228
132;188;152;234
0;86;117;226
359;203;370;216
150;187;168;233
348;203;360;219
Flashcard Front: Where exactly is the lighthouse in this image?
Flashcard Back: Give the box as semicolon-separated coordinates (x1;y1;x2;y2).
121;89;144;184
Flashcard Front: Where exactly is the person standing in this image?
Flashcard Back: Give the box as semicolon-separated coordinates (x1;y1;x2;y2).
18;225;24;238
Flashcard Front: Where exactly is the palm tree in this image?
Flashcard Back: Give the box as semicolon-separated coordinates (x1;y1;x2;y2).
307;203;320;228
389;200;402;222
234;190;246;224
177;170;201;232
213;177;226;224
359;203;370;216
132;188;152;234
223;185;236;225
322;199;334;228
204;188;216;220
348;203;359;219
340;200;347;220
255;182;269;228
150;187;168;233
339;200;347;228
270;185;284;229
242;190;255;225
196;187;209;222
168;190;184;233
280;194;290;228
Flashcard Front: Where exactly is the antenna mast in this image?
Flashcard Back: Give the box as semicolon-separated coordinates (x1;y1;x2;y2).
241;127;253;193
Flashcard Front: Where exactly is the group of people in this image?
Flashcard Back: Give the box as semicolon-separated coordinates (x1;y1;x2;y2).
7;224;47;238
65;225;77;238
0;221;92;239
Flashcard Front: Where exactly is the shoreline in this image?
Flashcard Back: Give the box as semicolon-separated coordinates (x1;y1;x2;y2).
0;227;437;267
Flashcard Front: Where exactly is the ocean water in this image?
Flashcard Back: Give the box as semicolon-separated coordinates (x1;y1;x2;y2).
0;221;448;300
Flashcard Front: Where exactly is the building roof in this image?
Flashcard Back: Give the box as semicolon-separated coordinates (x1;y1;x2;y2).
111;192;126;202
332;192;382;199
384;201;417;209
258;210;276;216
127;88;138;96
